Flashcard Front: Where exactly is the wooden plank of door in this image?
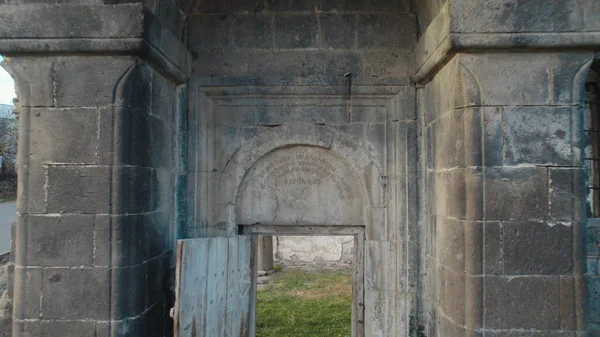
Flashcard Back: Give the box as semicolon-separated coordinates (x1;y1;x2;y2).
225;236;241;337
174;239;209;337
239;236;252;337
205;237;229;337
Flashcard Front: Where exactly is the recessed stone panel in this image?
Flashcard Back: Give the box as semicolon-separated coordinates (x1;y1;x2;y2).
237;146;364;226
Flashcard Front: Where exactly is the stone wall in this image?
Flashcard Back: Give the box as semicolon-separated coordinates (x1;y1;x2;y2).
186;2;419;335
0;1;598;336
185;1;415;87
275;236;354;265
420;52;593;336
2;55;181;336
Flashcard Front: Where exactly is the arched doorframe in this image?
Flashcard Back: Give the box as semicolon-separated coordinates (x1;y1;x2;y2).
213;123;386;237
214;123;386;337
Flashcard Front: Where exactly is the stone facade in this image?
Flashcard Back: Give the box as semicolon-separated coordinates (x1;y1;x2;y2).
0;0;598;336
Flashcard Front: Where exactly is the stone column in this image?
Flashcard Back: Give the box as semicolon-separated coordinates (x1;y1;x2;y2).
257;236;274;272
0;3;191;337
423;51;592;336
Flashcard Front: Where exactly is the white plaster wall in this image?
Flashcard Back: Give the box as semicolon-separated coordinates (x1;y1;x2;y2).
275;236;354;263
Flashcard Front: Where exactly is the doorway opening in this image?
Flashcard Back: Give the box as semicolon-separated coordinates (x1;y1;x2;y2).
241;225;365;337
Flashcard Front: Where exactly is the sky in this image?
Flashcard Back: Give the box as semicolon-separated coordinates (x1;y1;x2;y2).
0;56;16;105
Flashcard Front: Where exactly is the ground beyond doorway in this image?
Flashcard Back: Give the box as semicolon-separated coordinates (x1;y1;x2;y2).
256;268;352;337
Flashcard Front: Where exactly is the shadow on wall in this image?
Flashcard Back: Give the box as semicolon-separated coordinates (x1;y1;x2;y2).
584;60;600;335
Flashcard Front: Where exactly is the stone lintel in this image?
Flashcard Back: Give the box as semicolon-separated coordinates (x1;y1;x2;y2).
0;3;191;83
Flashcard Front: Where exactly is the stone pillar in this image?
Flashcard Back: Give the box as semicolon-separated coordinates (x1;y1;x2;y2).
423;51;592;336
0;3;191;337
257;236;274;272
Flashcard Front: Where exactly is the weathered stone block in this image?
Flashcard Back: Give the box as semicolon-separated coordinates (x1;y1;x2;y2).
503;106;576;166
0;4;143;39
193;51;249;77
54;56;141;107
357;14;416;49
559;276;577;330
155;0;185;37
433;109;465;169
367;207;386;241
191;0;224;13
319;14;355;49
362;49;414;84
445;168;484;220
11;268;42;320
484;331;575;337
187;15;233;52
212;126;256;171
150;70;176;124
17;166;47;214
589;276;600;323
550;168;583;221
320;0;365;12
481;107;504;167
462;220;483;277
483;221;503;275
484;276;560;329
145;210;172;259
451;0;582;33
247;51;315;79
405;121;418;175
269;0;317;11
436;313;475;337
582;0;600;30
99;108;153;166
235;15;273;49
46;165;111;214
96;315;147;337
257;105;347;125
225;0;269;13
364;290;398;336
24;215;94;267
332;123;386;172
94;214;148;267
1;57;53;107
435;217;465;274
14;321;96;337
29;108;99;164
366;0;411;12
42;268;110;320
146;253;169;306
424;57;458;124
386;122;407;177
484;167;548;220
113;166;156;214
551;53;595;104
274;14;317;49
459;53;550;106
315;51;363;80
503;221;573;275
365;241;396;292
112;264;147;319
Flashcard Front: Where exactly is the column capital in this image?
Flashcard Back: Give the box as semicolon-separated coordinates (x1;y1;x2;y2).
0;3;191;83
414;0;600;83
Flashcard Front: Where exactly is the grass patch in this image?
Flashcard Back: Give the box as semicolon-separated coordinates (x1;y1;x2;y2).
256;269;352;337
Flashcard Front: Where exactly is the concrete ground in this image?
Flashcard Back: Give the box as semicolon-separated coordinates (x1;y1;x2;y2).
0;202;15;254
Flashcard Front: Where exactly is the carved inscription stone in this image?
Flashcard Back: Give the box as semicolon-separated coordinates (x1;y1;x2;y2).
237;146;364;226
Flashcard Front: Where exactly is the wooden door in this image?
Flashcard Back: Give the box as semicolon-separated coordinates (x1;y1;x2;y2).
174;236;254;337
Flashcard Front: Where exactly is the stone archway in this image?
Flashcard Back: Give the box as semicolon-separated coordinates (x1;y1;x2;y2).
212;123;385;237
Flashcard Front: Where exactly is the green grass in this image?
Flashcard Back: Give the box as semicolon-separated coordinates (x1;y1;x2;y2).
256;268;352;337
